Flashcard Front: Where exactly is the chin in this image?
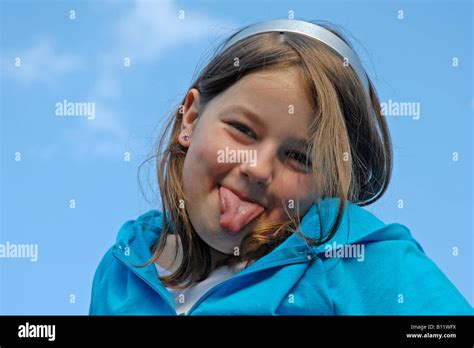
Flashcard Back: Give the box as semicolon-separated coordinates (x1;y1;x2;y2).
209;244;234;255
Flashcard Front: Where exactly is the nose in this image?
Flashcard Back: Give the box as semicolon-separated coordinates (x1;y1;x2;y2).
239;147;273;186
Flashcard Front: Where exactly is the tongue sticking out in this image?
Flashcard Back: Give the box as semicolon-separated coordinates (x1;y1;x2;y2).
219;186;264;235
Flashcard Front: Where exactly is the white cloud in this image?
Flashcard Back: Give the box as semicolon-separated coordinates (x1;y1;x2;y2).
7;0;233;159
60;101;130;159
86;102;127;138
90;71;121;100
2;40;83;85
26;142;60;161
75;0;233;158
115;0;228;62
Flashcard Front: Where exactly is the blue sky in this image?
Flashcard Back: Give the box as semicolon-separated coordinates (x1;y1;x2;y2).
0;0;472;314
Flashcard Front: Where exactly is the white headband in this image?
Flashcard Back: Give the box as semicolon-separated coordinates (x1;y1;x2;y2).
222;19;370;94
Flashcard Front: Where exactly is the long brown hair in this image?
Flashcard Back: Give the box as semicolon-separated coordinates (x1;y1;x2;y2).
140;20;392;290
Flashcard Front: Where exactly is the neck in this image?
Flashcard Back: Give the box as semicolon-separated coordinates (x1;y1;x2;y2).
155;234;232;272
208;245;232;267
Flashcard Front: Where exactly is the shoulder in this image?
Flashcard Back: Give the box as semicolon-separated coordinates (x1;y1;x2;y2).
315;223;472;314
116;209;164;244
89;244;123;315
89;210;165;314
98;209;164;270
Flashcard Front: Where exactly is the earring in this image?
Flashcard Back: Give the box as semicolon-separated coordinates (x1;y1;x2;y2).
182;133;189;141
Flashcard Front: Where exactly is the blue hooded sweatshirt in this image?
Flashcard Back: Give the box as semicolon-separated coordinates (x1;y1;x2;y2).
89;199;472;315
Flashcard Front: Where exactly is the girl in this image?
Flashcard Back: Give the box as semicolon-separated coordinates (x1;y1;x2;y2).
89;19;472;315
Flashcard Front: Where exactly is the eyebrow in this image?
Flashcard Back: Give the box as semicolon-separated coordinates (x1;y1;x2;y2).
220;104;312;150
221;104;267;128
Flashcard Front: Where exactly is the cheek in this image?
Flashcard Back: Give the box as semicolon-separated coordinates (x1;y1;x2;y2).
279;171;315;197
182;127;231;192
273;173;316;217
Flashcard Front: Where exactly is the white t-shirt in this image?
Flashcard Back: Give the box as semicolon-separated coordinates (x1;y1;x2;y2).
155;261;247;315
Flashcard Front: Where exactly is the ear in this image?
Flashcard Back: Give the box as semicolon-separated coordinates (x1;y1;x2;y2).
178;88;201;148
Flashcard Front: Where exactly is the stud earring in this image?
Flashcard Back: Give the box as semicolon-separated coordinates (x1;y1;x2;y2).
182;133;189;141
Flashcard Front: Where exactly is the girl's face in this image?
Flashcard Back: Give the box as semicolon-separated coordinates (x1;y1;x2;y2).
179;68;317;255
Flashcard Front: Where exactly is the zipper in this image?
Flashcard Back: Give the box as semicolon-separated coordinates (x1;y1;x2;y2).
114;242;315;316
184;254;312;315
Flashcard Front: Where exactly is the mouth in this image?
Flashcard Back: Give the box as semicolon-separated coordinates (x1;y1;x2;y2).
218;184;265;207
218;184;265;236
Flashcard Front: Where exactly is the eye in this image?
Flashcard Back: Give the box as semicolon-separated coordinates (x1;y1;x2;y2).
287;150;312;168
228;122;257;139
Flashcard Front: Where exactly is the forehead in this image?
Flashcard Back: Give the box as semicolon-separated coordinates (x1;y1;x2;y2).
212;68;314;135
223;68;311;108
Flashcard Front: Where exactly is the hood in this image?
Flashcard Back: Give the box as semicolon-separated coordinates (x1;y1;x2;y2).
114;198;420;270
